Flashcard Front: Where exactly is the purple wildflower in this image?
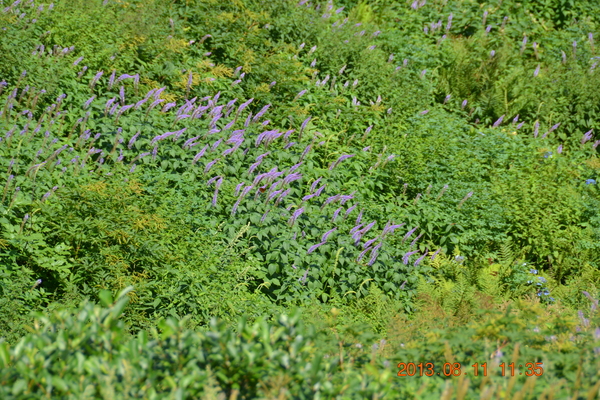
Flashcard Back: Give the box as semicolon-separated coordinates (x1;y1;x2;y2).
300;117;311;133
357;246;372;262
310;178;322;193
260;209;270;223
436;184;449;200
458;191;474;208
410;233;423;247
356;209;363;225
90;70;103;88
288;162;303;174
83;95;96;109
204;158;219;174
383;223;405;235
582;129;594;144
322;227;337;242
295;89;307;100
289;207;305;225
253;104;271;122
162;102;177;113
345;204;357;217
332;207;342;222
300;144;312;160
192;145;209;164
339;193;355;205
302;193;317;202
403;250;419;265
363;237;378;249
402;226;418;243
127;132;140;149
268;190;283;202
549;123;561;133
367;242;383;266
329;154;354;170
414;251;427;266
284;173;302;185
307;241;326;254
211;138;222;151
493;115;504;127
275;189;291;206
108;70;116;89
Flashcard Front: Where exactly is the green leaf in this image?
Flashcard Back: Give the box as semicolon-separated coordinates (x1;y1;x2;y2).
99;289;113;307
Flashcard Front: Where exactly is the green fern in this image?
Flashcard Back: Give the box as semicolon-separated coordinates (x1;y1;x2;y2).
498;238;515;268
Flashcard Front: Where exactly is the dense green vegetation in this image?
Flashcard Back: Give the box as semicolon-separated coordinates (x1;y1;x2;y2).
1;0;600;397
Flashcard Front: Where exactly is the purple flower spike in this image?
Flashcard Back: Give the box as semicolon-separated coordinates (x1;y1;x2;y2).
367;247;380;266
363;237;378;249
300;117;311;132
357;246;372;262
403;250;419;265
458;191;474;208
356;209;364;225
345;204;357;217
493;115;504;127
410;233;424;247
383;223;405;235
235;182;245;196
581;129;594;144
322;227;337;242
310;177;322;193
402;226;418;243
300;144;312;160
192;145;209;164
414;252;427;266
288;162;303;174
253;104;271;122
549;123;561;133
275;189;291;206
329;154;354;170
295;89;307;100
284;173;302;186
307;241;326;254
260;209;270;223
431;248;442;260
289;207;305;225
332;207;342;222
302;193;316;202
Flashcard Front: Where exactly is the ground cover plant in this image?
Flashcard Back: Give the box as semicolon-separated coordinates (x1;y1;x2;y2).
1;0;600;398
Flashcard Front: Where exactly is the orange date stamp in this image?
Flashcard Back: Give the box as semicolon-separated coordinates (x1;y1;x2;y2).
397;362;544;377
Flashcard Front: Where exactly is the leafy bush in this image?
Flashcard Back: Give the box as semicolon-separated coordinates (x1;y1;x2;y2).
2;0;600;397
